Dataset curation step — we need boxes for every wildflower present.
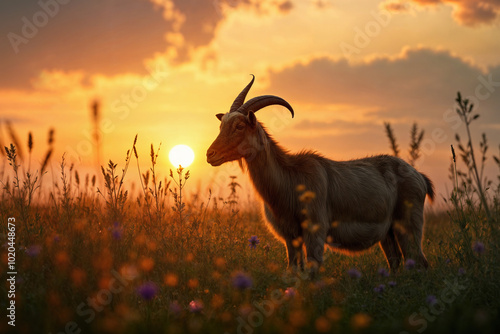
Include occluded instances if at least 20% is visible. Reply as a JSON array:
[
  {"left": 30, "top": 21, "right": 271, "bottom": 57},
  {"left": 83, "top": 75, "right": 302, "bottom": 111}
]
[
  {"left": 388, "top": 281, "right": 397, "bottom": 288},
  {"left": 350, "top": 313, "right": 372, "bottom": 330},
  {"left": 232, "top": 272, "right": 253, "bottom": 290},
  {"left": 405, "top": 259, "right": 416, "bottom": 270},
  {"left": 139, "top": 257, "right": 155, "bottom": 272},
  {"left": 458, "top": 268, "right": 466, "bottom": 276},
  {"left": 136, "top": 282, "right": 158, "bottom": 301},
  {"left": 164, "top": 273, "right": 178, "bottom": 287},
  {"left": 289, "top": 310, "right": 308, "bottom": 327},
  {"left": 120, "top": 264, "right": 139, "bottom": 281},
  {"left": 189, "top": 300, "right": 203, "bottom": 313},
  {"left": 248, "top": 236, "right": 260, "bottom": 249},
  {"left": 347, "top": 268, "right": 362, "bottom": 279},
  {"left": 111, "top": 222, "right": 123, "bottom": 240},
  {"left": 426, "top": 295, "right": 437, "bottom": 306},
  {"left": 377, "top": 268, "right": 389, "bottom": 277},
  {"left": 25, "top": 245, "right": 41, "bottom": 257},
  {"left": 473, "top": 241, "right": 485, "bottom": 254},
  {"left": 71, "top": 268, "right": 87, "bottom": 287},
  {"left": 374, "top": 284, "right": 385, "bottom": 293},
  {"left": 238, "top": 304, "right": 252, "bottom": 317},
  {"left": 445, "top": 258, "right": 451, "bottom": 264},
  {"left": 188, "top": 278, "right": 199, "bottom": 289},
  {"left": 326, "top": 307, "right": 342, "bottom": 322},
  {"left": 169, "top": 301, "right": 181, "bottom": 316},
  {"left": 292, "top": 237, "right": 303, "bottom": 248},
  {"left": 285, "top": 287, "right": 297, "bottom": 299},
  {"left": 315, "top": 316, "right": 331, "bottom": 333},
  {"left": 299, "top": 190, "right": 316, "bottom": 203},
  {"left": 214, "top": 257, "right": 226, "bottom": 269},
  {"left": 210, "top": 294, "right": 224, "bottom": 309},
  {"left": 296, "top": 184, "right": 306, "bottom": 192},
  {"left": 55, "top": 251, "right": 70, "bottom": 267}
]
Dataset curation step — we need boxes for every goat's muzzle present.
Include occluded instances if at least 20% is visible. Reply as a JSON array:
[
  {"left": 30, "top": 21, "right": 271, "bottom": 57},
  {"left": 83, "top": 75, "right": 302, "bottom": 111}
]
[{"left": 206, "top": 147, "right": 224, "bottom": 166}]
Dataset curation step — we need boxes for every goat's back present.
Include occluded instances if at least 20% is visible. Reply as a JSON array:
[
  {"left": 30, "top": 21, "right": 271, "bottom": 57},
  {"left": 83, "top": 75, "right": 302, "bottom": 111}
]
[{"left": 319, "top": 155, "right": 429, "bottom": 223}]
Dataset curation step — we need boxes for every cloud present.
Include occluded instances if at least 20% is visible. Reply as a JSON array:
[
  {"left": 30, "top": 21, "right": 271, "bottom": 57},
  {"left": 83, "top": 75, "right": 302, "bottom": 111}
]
[
  {"left": 267, "top": 47, "right": 500, "bottom": 124},
  {"left": 263, "top": 48, "right": 500, "bottom": 196},
  {"left": 0, "top": 0, "right": 170, "bottom": 90},
  {"left": 382, "top": 0, "right": 500, "bottom": 26},
  {"left": 265, "top": 46, "right": 500, "bottom": 174},
  {"left": 381, "top": 1, "right": 413, "bottom": 12},
  {"left": 0, "top": 0, "right": 295, "bottom": 90}
]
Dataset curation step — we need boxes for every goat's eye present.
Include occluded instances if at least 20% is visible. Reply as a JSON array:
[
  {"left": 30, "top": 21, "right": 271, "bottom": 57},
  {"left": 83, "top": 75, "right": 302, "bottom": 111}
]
[{"left": 236, "top": 124, "right": 245, "bottom": 130}]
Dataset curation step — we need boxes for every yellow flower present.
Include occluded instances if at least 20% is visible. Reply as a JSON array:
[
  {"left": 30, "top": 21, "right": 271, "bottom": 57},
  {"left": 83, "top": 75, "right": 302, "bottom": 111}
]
[
  {"left": 350, "top": 313, "right": 372, "bottom": 330},
  {"left": 296, "top": 184, "right": 306, "bottom": 192},
  {"left": 164, "top": 273, "right": 178, "bottom": 287},
  {"left": 299, "top": 191, "right": 316, "bottom": 203}
]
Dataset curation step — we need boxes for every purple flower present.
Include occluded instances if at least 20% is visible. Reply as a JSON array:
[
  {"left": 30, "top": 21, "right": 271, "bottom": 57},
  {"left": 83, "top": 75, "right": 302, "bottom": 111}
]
[
  {"left": 473, "top": 241, "right": 485, "bottom": 254},
  {"left": 426, "top": 295, "right": 437, "bottom": 306},
  {"left": 374, "top": 284, "right": 385, "bottom": 293},
  {"left": 111, "top": 222, "right": 123, "bottom": 240},
  {"left": 136, "top": 282, "right": 158, "bottom": 301},
  {"left": 458, "top": 268, "right": 466, "bottom": 276},
  {"left": 248, "top": 236, "right": 260, "bottom": 249},
  {"left": 405, "top": 259, "right": 416, "bottom": 270},
  {"left": 285, "top": 287, "right": 297, "bottom": 299},
  {"left": 347, "top": 268, "right": 362, "bottom": 279},
  {"left": 232, "top": 272, "right": 253, "bottom": 290},
  {"left": 377, "top": 268, "right": 389, "bottom": 277},
  {"left": 25, "top": 245, "right": 41, "bottom": 257},
  {"left": 388, "top": 281, "right": 397, "bottom": 288},
  {"left": 445, "top": 258, "right": 451, "bottom": 264},
  {"left": 189, "top": 300, "right": 203, "bottom": 313}
]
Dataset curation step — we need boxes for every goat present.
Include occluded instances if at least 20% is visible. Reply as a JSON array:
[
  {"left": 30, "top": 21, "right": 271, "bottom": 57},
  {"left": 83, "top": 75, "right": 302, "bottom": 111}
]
[{"left": 206, "top": 75, "right": 434, "bottom": 275}]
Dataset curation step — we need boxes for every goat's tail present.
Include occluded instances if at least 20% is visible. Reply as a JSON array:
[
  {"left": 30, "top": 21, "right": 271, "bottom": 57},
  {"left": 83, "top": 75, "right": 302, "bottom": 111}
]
[{"left": 421, "top": 173, "right": 435, "bottom": 203}]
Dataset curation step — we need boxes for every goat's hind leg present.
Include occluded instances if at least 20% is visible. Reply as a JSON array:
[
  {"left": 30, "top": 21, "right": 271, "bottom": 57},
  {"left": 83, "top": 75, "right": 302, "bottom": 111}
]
[
  {"left": 285, "top": 239, "right": 304, "bottom": 272},
  {"left": 303, "top": 231, "right": 326, "bottom": 279},
  {"left": 379, "top": 226, "right": 402, "bottom": 271},
  {"left": 394, "top": 203, "right": 429, "bottom": 268}
]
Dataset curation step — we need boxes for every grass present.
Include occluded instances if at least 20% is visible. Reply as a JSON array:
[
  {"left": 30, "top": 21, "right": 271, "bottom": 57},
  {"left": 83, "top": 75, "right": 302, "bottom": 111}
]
[{"left": 1, "top": 94, "right": 500, "bottom": 334}]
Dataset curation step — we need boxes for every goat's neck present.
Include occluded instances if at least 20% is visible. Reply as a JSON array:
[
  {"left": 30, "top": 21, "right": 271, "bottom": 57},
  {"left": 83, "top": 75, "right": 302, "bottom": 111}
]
[{"left": 244, "top": 126, "right": 289, "bottom": 205}]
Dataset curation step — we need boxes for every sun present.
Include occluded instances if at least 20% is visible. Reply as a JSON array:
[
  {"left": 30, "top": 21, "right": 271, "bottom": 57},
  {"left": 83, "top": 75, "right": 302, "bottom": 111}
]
[{"left": 169, "top": 144, "right": 195, "bottom": 168}]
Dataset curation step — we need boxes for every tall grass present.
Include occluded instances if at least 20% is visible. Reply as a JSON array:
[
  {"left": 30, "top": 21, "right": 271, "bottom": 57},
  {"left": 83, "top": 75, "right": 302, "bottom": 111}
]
[{"left": 0, "top": 93, "right": 499, "bottom": 334}]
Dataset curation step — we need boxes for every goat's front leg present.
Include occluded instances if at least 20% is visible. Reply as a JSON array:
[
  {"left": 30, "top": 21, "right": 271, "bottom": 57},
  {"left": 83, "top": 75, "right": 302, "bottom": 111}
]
[{"left": 285, "top": 239, "right": 304, "bottom": 272}]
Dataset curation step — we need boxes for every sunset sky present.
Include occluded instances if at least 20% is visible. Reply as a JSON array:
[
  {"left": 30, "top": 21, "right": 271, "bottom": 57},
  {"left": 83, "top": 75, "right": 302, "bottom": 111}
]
[{"left": 1, "top": 0, "right": 499, "bottom": 200}]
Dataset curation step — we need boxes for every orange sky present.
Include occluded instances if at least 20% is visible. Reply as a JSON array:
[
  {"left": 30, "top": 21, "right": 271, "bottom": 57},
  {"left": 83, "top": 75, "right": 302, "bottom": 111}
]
[{"left": 1, "top": 0, "right": 500, "bottom": 202}]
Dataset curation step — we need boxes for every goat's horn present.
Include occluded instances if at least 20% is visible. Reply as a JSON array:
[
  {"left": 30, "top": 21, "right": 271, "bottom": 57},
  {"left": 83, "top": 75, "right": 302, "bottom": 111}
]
[
  {"left": 237, "top": 95, "right": 295, "bottom": 118},
  {"left": 229, "top": 74, "right": 255, "bottom": 113}
]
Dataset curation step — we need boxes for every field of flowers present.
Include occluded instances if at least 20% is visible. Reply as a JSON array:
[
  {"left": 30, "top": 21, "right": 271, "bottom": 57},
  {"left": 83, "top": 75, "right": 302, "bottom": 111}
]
[{"left": 1, "top": 95, "right": 499, "bottom": 334}]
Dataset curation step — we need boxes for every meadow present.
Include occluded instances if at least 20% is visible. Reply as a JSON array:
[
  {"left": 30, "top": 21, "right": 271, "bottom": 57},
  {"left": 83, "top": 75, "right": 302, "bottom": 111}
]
[{"left": 1, "top": 94, "right": 499, "bottom": 334}]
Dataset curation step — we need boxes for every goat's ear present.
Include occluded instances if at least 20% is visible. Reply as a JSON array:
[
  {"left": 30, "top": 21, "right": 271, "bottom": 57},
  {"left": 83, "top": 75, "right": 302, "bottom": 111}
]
[
  {"left": 248, "top": 111, "right": 257, "bottom": 128},
  {"left": 216, "top": 113, "right": 224, "bottom": 121}
]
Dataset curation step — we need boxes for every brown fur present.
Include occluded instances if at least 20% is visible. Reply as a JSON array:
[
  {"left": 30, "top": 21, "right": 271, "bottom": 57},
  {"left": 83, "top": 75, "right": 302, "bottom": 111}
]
[{"left": 207, "top": 100, "right": 433, "bottom": 275}]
